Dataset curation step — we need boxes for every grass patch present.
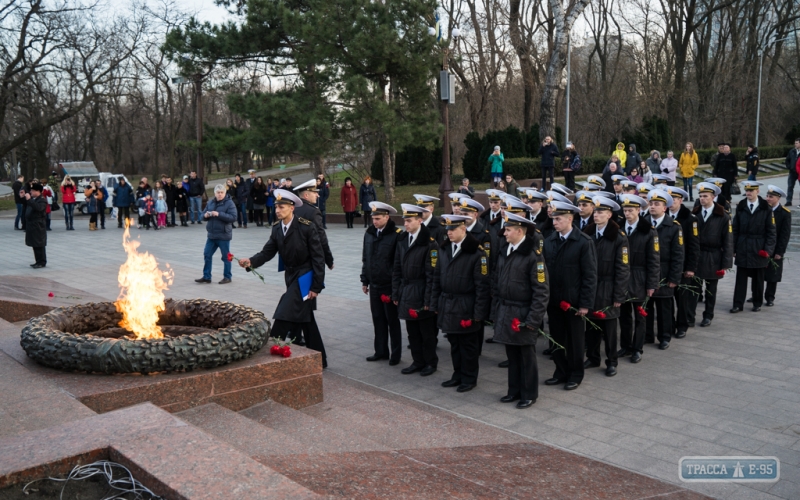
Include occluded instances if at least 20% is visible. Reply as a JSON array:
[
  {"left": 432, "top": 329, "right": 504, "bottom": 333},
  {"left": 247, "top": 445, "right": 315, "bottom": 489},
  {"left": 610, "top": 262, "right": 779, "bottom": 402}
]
[
  {"left": 0, "top": 196, "right": 16, "bottom": 211},
  {"left": 206, "top": 162, "right": 304, "bottom": 181}
]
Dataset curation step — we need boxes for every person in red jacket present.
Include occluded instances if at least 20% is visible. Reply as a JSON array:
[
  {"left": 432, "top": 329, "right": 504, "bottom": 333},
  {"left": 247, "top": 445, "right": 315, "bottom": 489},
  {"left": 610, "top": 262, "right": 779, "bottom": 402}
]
[
  {"left": 60, "top": 175, "right": 77, "bottom": 230},
  {"left": 340, "top": 177, "right": 359, "bottom": 228}
]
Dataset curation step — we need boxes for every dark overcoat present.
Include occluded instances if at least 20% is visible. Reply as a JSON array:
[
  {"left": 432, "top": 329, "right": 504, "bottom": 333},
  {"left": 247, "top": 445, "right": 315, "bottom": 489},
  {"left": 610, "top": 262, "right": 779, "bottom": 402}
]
[
  {"left": 647, "top": 214, "right": 684, "bottom": 298},
  {"left": 765, "top": 204, "right": 791, "bottom": 282},
  {"left": 431, "top": 234, "right": 491, "bottom": 334},
  {"left": 361, "top": 219, "right": 402, "bottom": 290},
  {"left": 673, "top": 204, "right": 700, "bottom": 273},
  {"left": 732, "top": 197, "right": 777, "bottom": 269},
  {"left": 623, "top": 218, "right": 660, "bottom": 302},
  {"left": 582, "top": 220, "right": 630, "bottom": 319},
  {"left": 25, "top": 196, "right": 48, "bottom": 248},
  {"left": 542, "top": 227, "right": 597, "bottom": 309},
  {"left": 249, "top": 216, "right": 325, "bottom": 323},
  {"left": 492, "top": 234, "right": 549, "bottom": 345},
  {"left": 691, "top": 203, "right": 734, "bottom": 281},
  {"left": 295, "top": 202, "right": 334, "bottom": 268},
  {"left": 392, "top": 223, "right": 438, "bottom": 321}
]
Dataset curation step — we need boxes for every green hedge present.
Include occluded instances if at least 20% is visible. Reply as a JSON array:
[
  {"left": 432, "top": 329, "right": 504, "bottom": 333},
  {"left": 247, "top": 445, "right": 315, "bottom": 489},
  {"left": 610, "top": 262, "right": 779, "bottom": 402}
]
[
  {"left": 462, "top": 124, "right": 562, "bottom": 182},
  {"left": 692, "top": 145, "right": 793, "bottom": 164},
  {"left": 485, "top": 155, "right": 610, "bottom": 181},
  {"left": 370, "top": 146, "right": 449, "bottom": 185}
]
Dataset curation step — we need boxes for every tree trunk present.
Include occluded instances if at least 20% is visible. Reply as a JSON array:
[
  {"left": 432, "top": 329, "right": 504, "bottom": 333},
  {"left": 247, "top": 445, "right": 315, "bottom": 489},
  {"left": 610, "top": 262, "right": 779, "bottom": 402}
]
[{"left": 509, "top": 0, "right": 536, "bottom": 131}]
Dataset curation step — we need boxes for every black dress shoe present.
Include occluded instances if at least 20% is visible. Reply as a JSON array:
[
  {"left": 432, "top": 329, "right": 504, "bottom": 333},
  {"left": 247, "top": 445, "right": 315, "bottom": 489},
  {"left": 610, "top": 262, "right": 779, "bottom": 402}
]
[
  {"left": 498, "top": 360, "right": 510, "bottom": 368},
  {"left": 542, "top": 347, "right": 554, "bottom": 355},
  {"left": 564, "top": 382, "right": 579, "bottom": 391},
  {"left": 218, "top": 278, "right": 231, "bottom": 284},
  {"left": 617, "top": 348, "right": 631, "bottom": 358},
  {"left": 456, "top": 383, "right": 476, "bottom": 393},
  {"left": 401, "top": 365, "right": 423, "bottom": 374},
  {"left": 545, "top": 378, "right": 565, "bottom": 386},
  {"left": 389, "top": 359, "right": 400, "bottom": 366},
  {"left": 746, "top": 297, "right": 753, "bottom": 303},
  {"left": 442, "top": 379, "right": 461, "bottom": 388},
  {"left": 752, "top": 306, "right": 761, "bottom": 312},
  {"left": 699, "top": 318, "right": 712, "bottom": 327},
  {"left": 658, "top": 341, "right": 670, "bottom": 350},
  {"left": 630, "top": 352, "right": 642, "bottom": 363},
  {"left": 366, "top": 354, "right": 389, "bottom": 362},
  {"left": 295, "top": 339, "right": 306, "bottom": 346},
  {"left": 674, "top": 329, "right": 686, "bottom": 339},
  {"left": 730, "top": 307, "right": 742, "bottom": 313},
  {"left": 583, "top": 359, "right": 600, "bottom": 369},
  {"left": 766, "top": 301, "right": 774, "bottom": 307},
  {"left": 516, "top": 399, "right": 535, "bottom": 409},
  {"left": 195, "top": 278, "right": 211, "bottom": 283},
  {"left": 606, "top": 366, "right": 617, "bottom": 377},
  {"left": 30, "top": 263, "right": 37, "bottom": 267},
  {"left": 31, "top": 263, "right": 45, "bottom": 269},
  {"left": 500, "top": 394, "right": 520, "bottom": 403},
  {"left": 420, "top": 366, "right": 437, "bottom": 376},
  {"left": 688, "top": 322, "right": 695, "bottom": 327},
  {"left": 485, "top": 337, "right": 495, "bottom": 344}
]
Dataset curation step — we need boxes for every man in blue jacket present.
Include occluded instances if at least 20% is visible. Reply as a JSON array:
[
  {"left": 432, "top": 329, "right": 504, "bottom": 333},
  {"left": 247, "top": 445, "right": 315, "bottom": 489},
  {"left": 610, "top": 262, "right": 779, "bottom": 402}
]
[
  {"left": 196, "top": 185, "right": 238, "bottom": 284},
  {"left": 114, "top": 178, "right": 134, "bottom": 228}
]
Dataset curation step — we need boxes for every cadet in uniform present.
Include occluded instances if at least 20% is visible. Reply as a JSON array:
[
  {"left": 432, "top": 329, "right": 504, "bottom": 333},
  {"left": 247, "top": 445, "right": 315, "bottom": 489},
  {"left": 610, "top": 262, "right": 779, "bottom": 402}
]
[
  {"left": 690, "top": 182, "right": 733, "bottom": 327},
  {"left": 620, "top": 180, "right": 638, "bottom": 196},
  {"left": 433, "top": 214, "right": 491, "bottom": 392},
  {"left": 393, "top": 204, "right": 440, "bottom": 376},
  {"left": 575, "top": 191, "right": 596, "bottom": 231},
  {"left": 480, "top": 189, "right": 504, "bottom": 226},
  {"left": 239, "top": 189, "right": 328, "bottom": 368},
  {"left": 525, "top": 190, "right": 552, "bottom": 236},
  {"left": 543, "top": 201, "right": 598, "bottom": 391},
  {"left": 361, "top": 201, "right": 404, "bottom": 365},
  {"left": 731, "top": 181, "right": 776, "bottom": 312},
  {"left": 583, "top": 197, "right": 630, "bottom": 377},
  {"left": 617, "top": 194, "right": 660, "bottom": 364},
  {"left": 759, "top": 186, "right": 791, "bottom": 306},
  {"left": 459, "top": 197, "right": 491, "bottom": 351},
  {"left": 652, "top": 173, "right": 670, "bottom": 186},
  {"left": 414, "top": 194, "right": 447, "bottom": 245},
  {"left": 644, "top": 189, "right": 684, "bottom": 350},
  {"left": 666, "top": 187, "right": 699, "bottom": 338},
  {"left": 695, "top": 178, "right": 731, "bottom": 213},
  {"left": 492, "top": 211, "right": 549, "bottom": 408}
]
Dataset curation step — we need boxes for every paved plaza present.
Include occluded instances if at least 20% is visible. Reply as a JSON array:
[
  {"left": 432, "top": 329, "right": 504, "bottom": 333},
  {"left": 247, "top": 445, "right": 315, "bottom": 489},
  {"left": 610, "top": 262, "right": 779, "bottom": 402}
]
[{"left": 1, "top": 188, "right": 798, "bottom": 498}]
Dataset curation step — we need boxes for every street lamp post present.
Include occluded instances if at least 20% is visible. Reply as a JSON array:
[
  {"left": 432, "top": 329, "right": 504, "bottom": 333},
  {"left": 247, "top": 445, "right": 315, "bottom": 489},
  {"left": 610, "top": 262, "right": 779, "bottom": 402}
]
[
  {"left": 565, "top": 36, "right": 571, "bottom": 148},
  {"left": 434, "top": 27, "right": 459, "bottom": 207}
]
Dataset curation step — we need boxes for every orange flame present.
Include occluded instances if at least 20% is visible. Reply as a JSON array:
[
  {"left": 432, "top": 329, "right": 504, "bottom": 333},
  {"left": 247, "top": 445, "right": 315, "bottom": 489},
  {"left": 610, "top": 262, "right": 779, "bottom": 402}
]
[{"left": 114, "top": 222, "right": 174, "bottom": 340}]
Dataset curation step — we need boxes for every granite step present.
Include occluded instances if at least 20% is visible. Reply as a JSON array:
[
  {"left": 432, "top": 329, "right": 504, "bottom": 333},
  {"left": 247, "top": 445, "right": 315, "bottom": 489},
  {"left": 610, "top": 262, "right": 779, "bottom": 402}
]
[{"left": 304, "top": 372, "right": 526, "bottom": 450}]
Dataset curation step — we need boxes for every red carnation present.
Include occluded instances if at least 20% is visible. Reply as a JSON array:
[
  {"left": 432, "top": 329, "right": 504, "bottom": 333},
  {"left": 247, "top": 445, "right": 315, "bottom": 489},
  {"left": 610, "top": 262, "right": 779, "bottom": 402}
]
[
  {"left": 592, "top": 311, "right": 607, "bottom": 319},
  {"left": 460, "top": 319, "right": 473, "bottom": 329},
  {"left": 227, "top": 252, "right": 235, "bottom": 262},
  {"left": 380, "top": 294, "right": 391, "bottom": 304},
  {"left": 559, "top": 301, "right": 571, "bottom": 312},
  {"left": 511, "top": 318, "right": 521, "bottom": 332},
  {"left": 48, "top": 292, "right": 54, "bottom": 298},
  {"left": 758, "top": 250, "right": 769, "bottom": 258},
  {"left": 408, "top": 309, "right": 419, "bottom": 319},
  {"left": 636, "top": 306, "right": 648, "bottom": 317},
  {"left": 270, "top": 345, "right": 281, "bottom": 355},
  {"left": 281, "top": 347, "right": 292, "bottom": 358},
  {"left": 715, "top": 270, "right": 725, "bottom": 277}
]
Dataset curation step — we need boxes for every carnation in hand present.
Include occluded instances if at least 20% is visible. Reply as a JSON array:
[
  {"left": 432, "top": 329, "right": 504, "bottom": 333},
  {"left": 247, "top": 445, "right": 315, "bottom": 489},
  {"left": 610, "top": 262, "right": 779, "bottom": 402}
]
[{"left": 758, "top": 250, "right": 770, "bottom": 258}]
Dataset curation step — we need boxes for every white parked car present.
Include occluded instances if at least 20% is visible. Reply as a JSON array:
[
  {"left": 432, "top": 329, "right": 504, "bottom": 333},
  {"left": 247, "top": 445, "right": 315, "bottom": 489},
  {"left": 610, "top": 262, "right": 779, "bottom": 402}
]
[{"left": 75, "top": 173, "right": 132, "bottom": 214}]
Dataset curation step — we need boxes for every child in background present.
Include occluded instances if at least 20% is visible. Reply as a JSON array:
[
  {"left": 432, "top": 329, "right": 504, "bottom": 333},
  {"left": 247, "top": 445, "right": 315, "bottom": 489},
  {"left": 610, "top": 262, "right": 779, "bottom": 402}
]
[
  {"left": 156, "top": 192, "right": 168, "bottom": 229},
  {"left": 140, "top": 193, "right": 155, "bottom": 230}
]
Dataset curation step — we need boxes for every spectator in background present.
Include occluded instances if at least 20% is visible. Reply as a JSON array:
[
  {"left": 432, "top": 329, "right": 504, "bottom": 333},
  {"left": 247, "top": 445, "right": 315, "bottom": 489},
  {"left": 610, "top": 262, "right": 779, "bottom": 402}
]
[
  {"left": 267, "top": 178, "right": 279, "bottom": 225},
  {"left": 155, "top": 191, "right": 168, "bottom": 229},
  {"left": 41, "top": 180, "right": 54, "bottom": 231},
  {"left": 13, "top": 174, "right": 25, "bottom": 230},
  {"left": 457, "top": 177, "right": 475, "bottom": 197},
  {"left": 246, "top": 169, "right": 257, "bottom": 224},
  {"left": 602, "top": 162, "right": 620, "bottom": 193},
  {"left": 176, "top": 181, "right": 189, "bottom": 226},
  {"left": 113, "top": 177, "right": 133, "bottom": 228},
  {"left": 504, "top": 173, "right": 520, "bottom": 196},
  {"left": 140, "top": 192, "right": 155, "bottom": 230},
  {"left": 660, "top": 151, "right": 678, "bottom": 187},
  {"left": 164, "top": 177, "right": 177, "bottom": 227},
  {"left": 23, "top": 182, "right": 48, "bottom": 268},
  {"left": 611, "top": 142, "right": 627, "bottom": 169},
  {"left": 745, "top": 146, "right": 759, "bottom": 181},
  {"left": 604, "top": 154, "right": 622, "bottom": 174},
  {"left": 251, "top": 176, "right": 268, "bottom": 226},
  {"left": 646, "top": 150, "right": 663, "bottom": 180},
  {"left": 360, "top": 176, "right": 377, "bottom": 227},
  {"left": 284, "top": 177, "right": 293, "bottom": 190},
  {"left": 86, "top": 180, "right": 99, "bottom": 231},
  {"left": 561, "top": 142, "right": 580, "bottom": 191},
  {"left": 627, "top": 167, "right": 643, "bottom": 185},
  {"left": 786, "top": 138, "right": 800, "bottom": 206},
  {"left": 135, "top": 181, "right": 148, "bottom": 228},
  {"left": 713, "top": 143, "right": 738, "bottom": 203},
  {"left": 187, "top": 170, "right": 205, "bottom": 224},
  {"left": 153, "top": 181, "right": 166, "bottom": 204},
  {"left": 196, "top": 185, "right": 238, "bottom": 285},
  {"left": 640, "top": 160, "right": 654, "bottom": 185},
  {"left": 225, "top": 178, "right": 236, "bottom": 199},
  {"left": 626, "top": 144, "right": 643, "bottom": 174},
  {"left": 496, "top": 179, "right": 506, "bottom": 192},
  {"left": 341, "top": 177, "right": 358, "bottom": 228},
  {"left": 317, "top": 174, "right": 330, "bottom": 229},
  {"left": 60, "top": 175, "right": 77, "bottom": 230},
  {"left": 489, "top": 146, "right": 504, "bottom": 186},
  {"left": 182, "top": 175, "right": 190, "bottom": 193},
  {"left": 679, "top": 142, "right": 699, "bottom": 199},
  {"left": 234, "top": 173, "right": 250, "bottom": 228},
  {"left": 538, "top": 136, "right": 559, "bottom": 191},
  {"left": 95, "top": 179, "right": 108, "bottom": 230},
  {"left": 710, "top": 143, "right": 725, "bottom": 172}
]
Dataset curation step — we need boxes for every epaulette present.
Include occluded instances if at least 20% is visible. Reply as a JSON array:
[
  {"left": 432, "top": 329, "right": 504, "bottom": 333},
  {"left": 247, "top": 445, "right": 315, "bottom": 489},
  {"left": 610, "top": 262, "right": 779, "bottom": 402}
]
[
  {"left": 298, "top": 217, "right": 311, "bottom": 225},
  {"left": 396, "top": 227, "right": 402, "bottom": 233},
  {"left": 535, "top": 228, "right": 541, "bottom": 233},
  {"left": 485, "top": 229, "right": 490, "bottom": 233},
  {"left": 430, "top": 237, "right": 434, "bottom": 241},
  {"left": 783, "top": 206, "right": 791, "bottom": 213}
]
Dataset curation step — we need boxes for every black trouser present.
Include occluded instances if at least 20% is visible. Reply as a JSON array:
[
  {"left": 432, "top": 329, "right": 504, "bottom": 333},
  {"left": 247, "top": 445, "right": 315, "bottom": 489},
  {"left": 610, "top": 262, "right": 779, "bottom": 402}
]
[
  {"left": 90, "top": 213, "right": 98, "bottom": 225},
  {"left": 33, "top": 246, "right": 46, "bottom": 265},
  {"left": 406, "top": 316, "right": 438, "bottom": 369},
  {"left": 765, "top": 281, "right": 778, "bottom": 302},
  {"left": 689, "top": 279, "right": 718, "bottom": 321},
  {"left": 117, "top": 206, "right": 130, "bottom": 226},
  {"left": 98, "top": 203, "right": 106, "bottom": 227},
  {"left": 345, "top": 212, "right": 355, "bottom": 228},
  {"left": 733, "top": 267, "right": 765, "bottom": 308},
  {"left": 619, "top": 301, "right": 646, "bottom": 354},
  {"left": 586, "top": 318, "right": 618, "bottom": 367},
  {"left": 362, "top": 210, "right": 372, "bottom": 227},
  {"left": 271, "top": 316, "right": 327, "bottom": 368},
  {"left": 646, "top": 296, "right": 674, "bottom": 343},
  {"left": 505, "top": 344, "right": 538, "bottom": 401},
  {"left": 248, "top": 206, "right": 254, "bottom": 224},
  {"left": 142, "top": 214, "right": 152, "bottom": 228},
  {"left": 369, "top": 287, "right": 402, "bottom": 361},
  {"left": 547, "top": 306, "right": 585, "bottom": 384},
  {"left": 675, "top": 275, "right": 697, "bottom": 330},
  {"left": 169, "top": 207, "right": 176, "bottom": 225},
  {"left": 541, "top": 167, "right": 554, "bottom": 190},
  {"left": 254, "top": 209, "right": 264, "bottom": 226},
  {"left": 720, "top": 180, "right": 733, "bottom": 203},
  {"left": 447, "top": 330, "right": 481, "bottom": 385},
  {"left": 563, "top": 170, "right": 575, "bottom": 191}
]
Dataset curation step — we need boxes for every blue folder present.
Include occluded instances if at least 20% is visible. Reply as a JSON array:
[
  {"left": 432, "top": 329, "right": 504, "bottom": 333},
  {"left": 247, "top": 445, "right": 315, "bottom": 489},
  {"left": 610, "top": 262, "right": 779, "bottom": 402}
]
[
  {"left": 278, "top": 255, "right": 285, "bottom": 272},
  {"left": 298, "top": 270, "right": 313, "bottom": 301}
]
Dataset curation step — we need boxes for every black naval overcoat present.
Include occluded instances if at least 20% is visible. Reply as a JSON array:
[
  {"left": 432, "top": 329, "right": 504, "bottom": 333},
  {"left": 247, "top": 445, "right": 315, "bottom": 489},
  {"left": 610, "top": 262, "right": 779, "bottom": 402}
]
[
  {"left": 691, "top": 203, "right": 734, "bottom": 281},
  {"left": 392, "top": 223, "right": 438, "bottom": 321},
  {"left": 732, "top": 197, "right": 776, "bottom": 269},
  {"left": 295, "top": 201, "right": 334, "bottom": 268},
  {"left": 765, "top": 204, "right": 791, "bottom": 283},
  {"left": 648, "top": 215, "right": 684, "bottom": 298},
  {"left": 623, "top": 218, "right": 661, "bottom": 301},
  {"left": 673, "top": 204, "right": 700, "bottom": 274},
  {"left": 361, "top": 219, "right": 402, "bottom": 289},
  {"left": 582, "top": 220, "right": 630, "bottom": 319}
]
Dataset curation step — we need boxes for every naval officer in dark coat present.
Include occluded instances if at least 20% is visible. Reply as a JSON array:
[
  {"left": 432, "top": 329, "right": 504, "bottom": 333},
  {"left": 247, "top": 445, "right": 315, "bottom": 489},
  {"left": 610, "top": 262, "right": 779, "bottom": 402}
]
[
  {"left": 414, "top": 194, "right": 447, "bottom": 245},
  {"left": 239, "top": 189, "right": 327, "bottom": 367},
  {"left": 731, "top": 181, "right": 776, "bottom": 312},
  {"left": 666, "top": 186, "right": 699, "bottom": 338},
  {"left": 761, "top": 185, "right": 791, "bottom": 306}
]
